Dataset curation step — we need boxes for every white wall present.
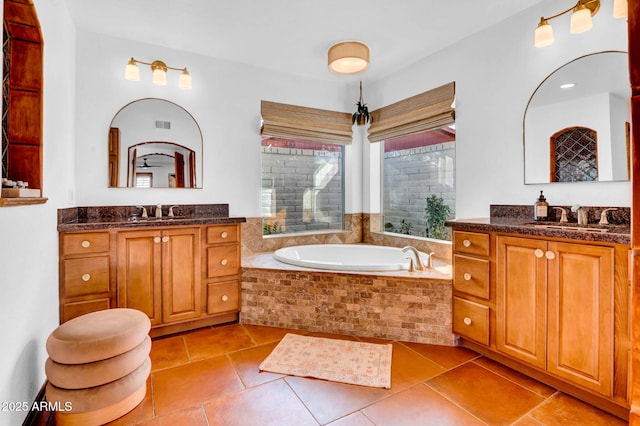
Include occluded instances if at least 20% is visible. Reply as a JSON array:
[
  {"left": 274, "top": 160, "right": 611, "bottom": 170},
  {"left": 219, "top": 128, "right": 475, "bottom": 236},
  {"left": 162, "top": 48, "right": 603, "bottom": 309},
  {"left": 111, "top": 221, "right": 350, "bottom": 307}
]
[
  {"left": 366, "top": 1, "right": 629, "bottom": 218},
  {"left": 73, "top": 30, "right": 354, "bottom": 216},
  {"left": 0, "top": 1, "right": 76, "bottom": 425}
]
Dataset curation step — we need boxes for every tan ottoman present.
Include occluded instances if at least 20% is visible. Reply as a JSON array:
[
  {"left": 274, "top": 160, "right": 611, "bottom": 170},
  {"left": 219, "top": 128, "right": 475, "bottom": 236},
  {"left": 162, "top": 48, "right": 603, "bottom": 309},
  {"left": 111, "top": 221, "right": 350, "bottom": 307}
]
[{"left": 45, "top": 308, "right": 151, "bottom": 425}]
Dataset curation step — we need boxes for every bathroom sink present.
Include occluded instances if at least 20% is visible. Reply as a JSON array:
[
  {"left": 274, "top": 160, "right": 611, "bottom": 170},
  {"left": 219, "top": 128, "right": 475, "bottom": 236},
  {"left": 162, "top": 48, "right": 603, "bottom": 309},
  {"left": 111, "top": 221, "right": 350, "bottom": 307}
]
[{"left": 531, "top": 223, "right": 609, "bottom": 233}]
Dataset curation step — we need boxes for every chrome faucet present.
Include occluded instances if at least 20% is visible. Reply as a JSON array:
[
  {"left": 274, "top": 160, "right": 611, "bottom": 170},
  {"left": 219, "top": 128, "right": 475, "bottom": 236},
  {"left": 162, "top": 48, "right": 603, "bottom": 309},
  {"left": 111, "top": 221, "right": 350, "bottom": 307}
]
[
  {"left": 139, "top": 206, "right": 148, "bottom": 218},
  {"left": 599, "top": 208, "right": 617, "bottom": 225},
  {"left": 402, "top": 246, "right": 427, "bottom": 271},
  {"left": 168, "top": 205, "right": 179, "bottom": 217},
  {"left": 155, "top": 204, "right": 162, "bottom": 218},
  {"left": 572, "top": 204, "right": 588, "bottom": 225}
]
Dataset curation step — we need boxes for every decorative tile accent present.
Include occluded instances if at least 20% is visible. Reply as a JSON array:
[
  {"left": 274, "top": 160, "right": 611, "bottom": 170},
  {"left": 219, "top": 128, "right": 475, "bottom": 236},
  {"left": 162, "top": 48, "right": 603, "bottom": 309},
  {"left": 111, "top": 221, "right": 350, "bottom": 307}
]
[{"left": 241, "top": 261, "right": 455, "bottom": 346}]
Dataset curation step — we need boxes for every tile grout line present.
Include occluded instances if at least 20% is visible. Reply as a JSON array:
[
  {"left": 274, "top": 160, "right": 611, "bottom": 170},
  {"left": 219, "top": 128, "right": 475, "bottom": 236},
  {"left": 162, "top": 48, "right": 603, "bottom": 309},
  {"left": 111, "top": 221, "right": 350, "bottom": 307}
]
[
  {"left": 469, "top": 358, "right": 557, "bottom": 399},
  {"left": 420, "top": 381, "right": 491, "bottom": 425}
]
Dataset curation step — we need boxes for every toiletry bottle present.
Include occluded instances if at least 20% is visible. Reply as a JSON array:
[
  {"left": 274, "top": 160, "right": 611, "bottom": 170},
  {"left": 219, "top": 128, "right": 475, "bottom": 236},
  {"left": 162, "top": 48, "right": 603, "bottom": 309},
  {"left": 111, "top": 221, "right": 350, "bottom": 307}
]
[{"left": 534, "top": 190, "right": 549, "bottom": 221}]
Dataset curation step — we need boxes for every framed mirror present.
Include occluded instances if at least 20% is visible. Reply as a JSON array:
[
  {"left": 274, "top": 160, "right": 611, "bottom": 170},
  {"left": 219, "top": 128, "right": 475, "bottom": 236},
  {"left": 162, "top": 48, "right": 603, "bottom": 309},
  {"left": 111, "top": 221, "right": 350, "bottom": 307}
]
[
  {"left": 524, "top": 51, "right": 630, "bottom": 184},
  {"left": 108, "top": 98, "right": 203, "bottom": 188}
]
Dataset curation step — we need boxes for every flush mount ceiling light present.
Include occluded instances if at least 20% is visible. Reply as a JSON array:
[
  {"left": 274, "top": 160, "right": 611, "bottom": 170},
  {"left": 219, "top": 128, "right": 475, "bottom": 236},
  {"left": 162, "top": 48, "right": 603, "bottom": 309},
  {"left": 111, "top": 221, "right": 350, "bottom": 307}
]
[
  {"left": 125, "top": 57, "right": 192, "bottom": 90},
  {"left": 328, "top": 41, "right": 369, "bottom": 74},
  {"left": 534, "top": 0, "right": 627, "bottom": 48}
]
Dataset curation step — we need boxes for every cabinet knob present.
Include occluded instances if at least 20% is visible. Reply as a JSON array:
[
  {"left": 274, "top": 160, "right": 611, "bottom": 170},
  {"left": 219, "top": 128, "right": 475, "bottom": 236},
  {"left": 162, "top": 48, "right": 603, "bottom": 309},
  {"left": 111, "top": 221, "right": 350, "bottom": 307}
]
[
  {"left": 463, "top": 239, "right": 471, "bottom": 247},
  {"left": 154, "top": 237, "right": 161, "bottom": 243},
  {"left": 221, "top": 258, "right": 228, "bottom": 266},
  {"left": 534, "top": 249, "right": 544, "bottom": 258},
  {"left": 81, "top": 273, "right": 91, "bottom": 282},
  {"left": 221, "top": 231, "right": 228, "bottom": 239},
  {"left": 162, "top": 236, "right": 170, "bottom": 243},
  {"left": 221, "top": 294, "right": 229, "bottom": 302},
  {"left": 545, "top": 251, "right": 556, "bottom": 260},
  {"left": 81, "top": 240, "right": 91, "bottom": 248},
  {"left": 463, "top": 272, "right": 472, "bottom": 281},
  {"left": 463, "top": 317, "right": 472, "bottom": 326}
]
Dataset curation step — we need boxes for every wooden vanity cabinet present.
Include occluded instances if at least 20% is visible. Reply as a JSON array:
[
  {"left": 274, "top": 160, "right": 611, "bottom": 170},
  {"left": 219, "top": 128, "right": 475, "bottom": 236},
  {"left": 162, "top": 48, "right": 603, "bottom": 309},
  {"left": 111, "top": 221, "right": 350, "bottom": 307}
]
[
  {"left": 452, "top": 227, "right": 629, "bottom": 417},
  {"left": 117, "top": 227, "right": 202, "bottom": 325},
  {"left": 59, "top": 231, "right": 116, "bottom": 322},
  {"left": 59, "top": 223, "right": 242, "bottom": 337}
]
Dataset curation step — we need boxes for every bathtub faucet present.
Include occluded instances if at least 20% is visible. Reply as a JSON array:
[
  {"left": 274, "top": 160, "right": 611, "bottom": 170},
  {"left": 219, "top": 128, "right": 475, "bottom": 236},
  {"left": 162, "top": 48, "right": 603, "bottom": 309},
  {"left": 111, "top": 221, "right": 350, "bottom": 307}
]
[{"left": 402, "top": 246, "right": 429, "bottom": 271}]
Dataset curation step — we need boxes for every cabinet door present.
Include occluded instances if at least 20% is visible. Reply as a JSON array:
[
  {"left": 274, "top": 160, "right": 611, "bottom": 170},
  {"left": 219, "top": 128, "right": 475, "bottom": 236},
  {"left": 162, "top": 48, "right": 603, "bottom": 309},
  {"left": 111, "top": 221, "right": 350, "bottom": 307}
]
[
  {"left": 161, "top": 227, "right": 202, "bottom": 322},
  {"left": 117, "top": 230, "right": 162, "bottom": 326},
  {"left": 547, "top": 242, "right": 614, "bottom": 396},
  {"left": 496, "top": 236, "right": 547, "bottom": 368}
]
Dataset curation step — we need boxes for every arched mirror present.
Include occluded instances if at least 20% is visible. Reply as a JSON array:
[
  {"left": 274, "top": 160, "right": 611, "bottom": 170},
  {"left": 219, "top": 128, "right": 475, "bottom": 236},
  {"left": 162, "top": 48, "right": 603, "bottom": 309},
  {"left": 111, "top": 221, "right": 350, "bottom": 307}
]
[
  {"left": 108, "top": 98, "right": 203, "bottom": 188},
  {"left": 524, "top": 51, "right": 630, "bottom": 184}
]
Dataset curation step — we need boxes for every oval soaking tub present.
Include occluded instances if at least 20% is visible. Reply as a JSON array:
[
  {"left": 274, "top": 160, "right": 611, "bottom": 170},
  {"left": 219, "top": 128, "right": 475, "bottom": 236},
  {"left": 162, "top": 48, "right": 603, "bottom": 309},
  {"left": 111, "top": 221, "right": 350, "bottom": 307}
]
[{"left": 273, "top": 244, "right": 430, "bottom": 271}]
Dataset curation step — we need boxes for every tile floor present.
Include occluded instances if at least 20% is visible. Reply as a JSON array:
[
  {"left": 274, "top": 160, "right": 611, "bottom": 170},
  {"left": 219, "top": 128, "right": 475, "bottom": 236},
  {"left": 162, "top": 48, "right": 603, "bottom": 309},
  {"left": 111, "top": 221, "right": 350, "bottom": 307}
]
[{"left": 43, "top": 323, "right": 627, "bottom": 425}]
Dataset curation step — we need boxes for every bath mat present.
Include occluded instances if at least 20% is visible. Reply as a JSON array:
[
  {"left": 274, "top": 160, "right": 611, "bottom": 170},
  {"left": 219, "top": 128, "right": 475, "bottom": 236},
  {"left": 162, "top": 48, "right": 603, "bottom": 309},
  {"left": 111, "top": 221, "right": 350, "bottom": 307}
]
[{"left": 259, "top": 333, "right": 392, "bottom": 388}]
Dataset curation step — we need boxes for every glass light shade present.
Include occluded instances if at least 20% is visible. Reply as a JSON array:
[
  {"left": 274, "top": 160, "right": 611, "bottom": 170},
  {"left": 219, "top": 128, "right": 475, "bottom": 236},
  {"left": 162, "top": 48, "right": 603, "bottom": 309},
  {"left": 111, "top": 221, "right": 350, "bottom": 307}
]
[
  {"left": 534, "top": 19, "right": 554, "bottom": 48},
  {"left": 328, "top": 41, "right": 369, "bottom": 74},
  {"left": 179, "top": 69, "right": 192, "bottom": 90},
  {"left": 152, "top": 68, "right": 167, "bottom": 86},
  {"left": 613, "top": 0, "right": 628, "bottom": 18},
  {"left": 124, "top": 60, "right": 140, "bottom": 81},
  {"left": 570, "top": 6, "right": 593, "bottom": 34}
]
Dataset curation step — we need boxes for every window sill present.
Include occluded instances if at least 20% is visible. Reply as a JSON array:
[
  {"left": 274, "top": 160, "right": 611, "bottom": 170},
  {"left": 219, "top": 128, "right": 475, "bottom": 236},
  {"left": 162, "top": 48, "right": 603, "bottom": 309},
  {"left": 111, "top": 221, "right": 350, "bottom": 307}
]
[{"left": 0, "top": 197, "right": 48, "bottom": 207}]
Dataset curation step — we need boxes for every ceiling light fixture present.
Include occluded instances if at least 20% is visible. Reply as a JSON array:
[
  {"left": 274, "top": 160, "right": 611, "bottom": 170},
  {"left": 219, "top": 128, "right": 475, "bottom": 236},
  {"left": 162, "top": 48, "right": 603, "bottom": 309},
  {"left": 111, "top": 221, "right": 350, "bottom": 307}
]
[
  {"left": 534, "top": 0, "right": 626, "bottom": 48},
  {"left": 328, "top": 41, "right": 369, "bottom": 74},
  {"left": 125, "top": 57, "right": 192, "bottom": 90}
]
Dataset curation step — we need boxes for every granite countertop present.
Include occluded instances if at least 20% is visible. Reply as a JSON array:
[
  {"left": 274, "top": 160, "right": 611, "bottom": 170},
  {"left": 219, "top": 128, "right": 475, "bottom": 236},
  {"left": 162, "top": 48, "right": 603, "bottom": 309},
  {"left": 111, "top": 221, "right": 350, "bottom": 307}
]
[
  {"left": 446, "top": 205, "right": 630, "bottom": 245},
  {"left": 57, "top": 204, "right": 246, "bottom": 232}
]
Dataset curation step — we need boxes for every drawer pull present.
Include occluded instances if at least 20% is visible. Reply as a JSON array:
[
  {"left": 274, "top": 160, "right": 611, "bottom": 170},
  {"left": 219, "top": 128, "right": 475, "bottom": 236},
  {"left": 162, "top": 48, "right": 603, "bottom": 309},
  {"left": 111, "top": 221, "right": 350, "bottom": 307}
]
[
  {"left": 463, "top": 317, "right": 472, "bottom": 326},
  {"left": 81, "top": 274, "right": 91, "bottom": 282},
  {"left": 463, "top": 273, "right": 472, "bottom": 281},
  {"left": 81, "top": 240, "right": 91, "bottom": 248},
  {"left": 534, "top": 249, "right": 544, "bottom": 258},
  {"left": 220, "top": 258, "right": 228, "bottom": 266},
  {"left": 463, "top": 239, "right": 471, "bottom": 247},
  {"left": 154, "top": 237, "right": 161, "bottom": 243},
  {"left": 545, "top": 251, "right": 556, "bottom": 260},
  {"left": 221, "top": 294, "right": 229, "bottom": 302},
  {"left": 162, "top": 236, "right": 170, "bottom": 243},
  {"left": 221, "top": 231, "right": 228, "bottom": 239}
]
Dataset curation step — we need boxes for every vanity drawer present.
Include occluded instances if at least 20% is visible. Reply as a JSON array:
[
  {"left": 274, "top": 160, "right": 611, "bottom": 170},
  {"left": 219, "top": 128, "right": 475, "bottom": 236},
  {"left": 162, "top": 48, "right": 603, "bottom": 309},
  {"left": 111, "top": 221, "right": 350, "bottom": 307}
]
[
  {"left": 63, "top": 256, "right": 110, "bottom": 297},
  {"left": 207, "top": 225, "right": 239, "bottom": 244},
  {"left": 453, "top": 297, "right": 490, "bottom": 345},
  {"left": 62, "top": 298, "right": 111, "bottom": 323},
  {"left": 207, "top": 245, "right": 240, "bottom": 277},
  {"left": 453, "top": 231, "right": 490, "bottom": 257},
  {"left": 207, "top": 280, "right": 239, "bottom": 314},
  {"left": 453, "top": 254, "right": 490, "bottom": 299},
  {"left": 62, "top": 232, "right": 110, "bottom": 256}
]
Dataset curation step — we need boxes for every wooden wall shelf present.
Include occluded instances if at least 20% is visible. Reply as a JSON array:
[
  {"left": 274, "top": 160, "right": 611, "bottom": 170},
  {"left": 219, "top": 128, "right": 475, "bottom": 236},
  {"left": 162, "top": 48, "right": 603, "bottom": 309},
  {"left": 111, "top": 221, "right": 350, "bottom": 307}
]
[{"left": 0, "top": 197, "right": 48, "bottom": 207}]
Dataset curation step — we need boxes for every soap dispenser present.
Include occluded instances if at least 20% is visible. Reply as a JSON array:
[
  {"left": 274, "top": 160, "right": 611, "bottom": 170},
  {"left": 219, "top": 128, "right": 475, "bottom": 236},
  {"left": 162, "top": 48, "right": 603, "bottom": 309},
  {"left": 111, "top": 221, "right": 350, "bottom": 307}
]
[{"left": 534, "top": 190, "right": 549, "bottom": 221}]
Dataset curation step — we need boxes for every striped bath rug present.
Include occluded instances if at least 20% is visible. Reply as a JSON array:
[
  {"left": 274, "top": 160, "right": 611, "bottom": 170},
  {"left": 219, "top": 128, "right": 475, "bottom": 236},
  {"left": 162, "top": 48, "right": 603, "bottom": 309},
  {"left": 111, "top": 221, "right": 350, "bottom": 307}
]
[{"left": 259, "top": 333, "right": 392, "bottom": 389}]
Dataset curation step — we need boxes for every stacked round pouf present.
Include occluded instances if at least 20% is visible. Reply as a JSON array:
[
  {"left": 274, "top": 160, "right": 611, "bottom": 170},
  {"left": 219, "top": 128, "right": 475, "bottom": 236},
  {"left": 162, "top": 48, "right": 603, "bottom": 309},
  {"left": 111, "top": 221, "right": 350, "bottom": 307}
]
[{"left": 45, "top": 308, "right": 151, "bottom": 425}]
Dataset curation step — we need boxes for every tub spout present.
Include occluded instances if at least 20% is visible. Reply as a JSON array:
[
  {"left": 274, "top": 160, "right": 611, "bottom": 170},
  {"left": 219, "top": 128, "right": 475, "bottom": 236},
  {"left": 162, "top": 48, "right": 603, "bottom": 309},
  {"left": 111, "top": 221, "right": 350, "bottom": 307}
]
[{"left": 402, "top": 246, "right": 427, "bottom": 271}]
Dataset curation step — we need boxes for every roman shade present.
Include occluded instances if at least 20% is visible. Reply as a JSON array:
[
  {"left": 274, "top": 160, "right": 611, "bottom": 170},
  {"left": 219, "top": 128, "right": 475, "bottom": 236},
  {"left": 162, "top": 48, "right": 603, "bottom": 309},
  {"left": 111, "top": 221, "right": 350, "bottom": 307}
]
[
  {"left": 368, "top": 82, "right": 455, "bottom": 142},
  {"left": 261, "top": 100, "right": 352, "bottom": 144}
]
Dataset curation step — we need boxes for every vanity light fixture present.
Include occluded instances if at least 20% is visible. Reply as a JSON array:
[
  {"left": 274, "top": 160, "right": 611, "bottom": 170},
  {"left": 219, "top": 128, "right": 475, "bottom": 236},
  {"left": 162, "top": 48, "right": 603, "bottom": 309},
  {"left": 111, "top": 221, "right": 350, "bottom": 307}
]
[
  {"left": 328, "top": 41, "right": 369, "bottom": 74},
  {"left": 125, "top": 57, "right": 192, "bottom": 90},
  {"left": 534, "top": 0, "right": 627, "bottom": 48}
]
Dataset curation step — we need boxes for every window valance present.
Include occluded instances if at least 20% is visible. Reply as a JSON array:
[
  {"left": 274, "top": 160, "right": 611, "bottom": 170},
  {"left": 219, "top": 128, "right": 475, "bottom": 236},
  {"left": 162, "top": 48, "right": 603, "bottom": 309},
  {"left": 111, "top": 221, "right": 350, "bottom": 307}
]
[
  {"left": 368, "top": 82, "right": 455, "bottom": 142},
  {"left": 260, "top": 100, "right": 352, "bottom": 144}
]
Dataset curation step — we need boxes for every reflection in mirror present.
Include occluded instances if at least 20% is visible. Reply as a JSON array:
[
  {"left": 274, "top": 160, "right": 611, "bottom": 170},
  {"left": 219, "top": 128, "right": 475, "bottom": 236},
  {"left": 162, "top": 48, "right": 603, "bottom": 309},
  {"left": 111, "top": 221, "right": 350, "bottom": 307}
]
[
  {"left": 108, "top": 98, "right": 203, "bottom": 188},
  {"left": 524, "top": 51, "right": 630, "bottom": 184}
]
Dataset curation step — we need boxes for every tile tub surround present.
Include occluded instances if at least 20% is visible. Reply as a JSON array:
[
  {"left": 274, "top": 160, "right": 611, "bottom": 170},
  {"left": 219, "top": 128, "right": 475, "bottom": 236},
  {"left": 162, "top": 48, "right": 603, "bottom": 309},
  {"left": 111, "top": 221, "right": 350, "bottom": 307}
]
[
  {"left": 241, "top": 253, "right": 455, "bottom": 346},
  {"left": 242, "top": 213, "right": 453, "bottom": 263}
]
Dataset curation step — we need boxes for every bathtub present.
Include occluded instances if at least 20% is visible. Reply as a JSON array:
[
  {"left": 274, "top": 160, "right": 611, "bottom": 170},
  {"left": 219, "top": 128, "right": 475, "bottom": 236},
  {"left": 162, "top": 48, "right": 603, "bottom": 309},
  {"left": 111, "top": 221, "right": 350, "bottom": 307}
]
[{"left": 273, "top": 244, "right": 430, "bottom": 271}]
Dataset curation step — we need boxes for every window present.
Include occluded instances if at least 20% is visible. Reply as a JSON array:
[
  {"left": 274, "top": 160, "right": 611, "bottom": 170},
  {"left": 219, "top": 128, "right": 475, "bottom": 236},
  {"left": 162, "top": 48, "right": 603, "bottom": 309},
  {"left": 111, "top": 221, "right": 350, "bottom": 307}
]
[
  {"left": 260, "top": 101, "right": 351, "bottom": 235},
  {"left": 261, "top": 137, "right": 344, "bottom": 234},
  {"left": 370, "top": 82, "right": 456, "bottom": 240},
  {"left": 135, "top": 173, "right": 153, "bottom": 188}
]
